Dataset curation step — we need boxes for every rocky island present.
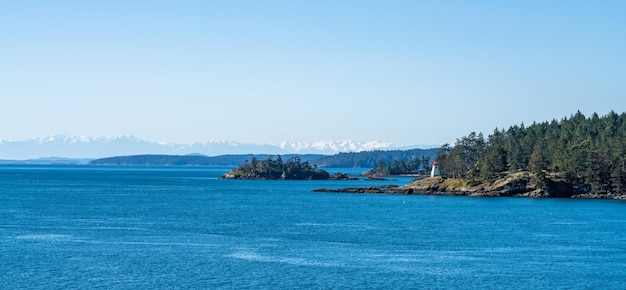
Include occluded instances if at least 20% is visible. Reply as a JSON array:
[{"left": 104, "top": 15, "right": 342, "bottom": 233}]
[
  {"left": 221, "top": 156, "right": 330, "bottom": 180},
  {"left": 220, "top": 155, "right": 386, "bottom": 180}
]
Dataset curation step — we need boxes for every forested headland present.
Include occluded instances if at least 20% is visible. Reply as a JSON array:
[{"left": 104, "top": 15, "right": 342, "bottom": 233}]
[{"left": 409, "top": 111, "right": 626, "bottom": 198}]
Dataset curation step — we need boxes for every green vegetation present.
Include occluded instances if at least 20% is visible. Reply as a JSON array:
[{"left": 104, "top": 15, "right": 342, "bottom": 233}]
[
  {"left": 314, "top": 148, "right": 438, "bottom": 168},
  {"left": 435, "top": 111, "right": 626, "bottom": 195},
  {"left": 89, "top": 149, "right": 439, "bottom": 168},
  {"left": 221, "top": 156, "right": 330, "bottom": 180},
  {"left": 89, "top": 154, "right": 324, "bottom": 166},
  {"left": 364, "top": 156, "right": 432, "bottom": 176}
]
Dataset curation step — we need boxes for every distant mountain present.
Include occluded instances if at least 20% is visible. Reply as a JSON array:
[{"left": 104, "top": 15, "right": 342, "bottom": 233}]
[
  {"left": 0, "top": 157, "right": 93, "bottom": 165},
  {"left": 0, "top": 135, "right": 172, "bottom": 160},
  {"left": 0, "top": 135, "right": 438, "bottom": 160}
]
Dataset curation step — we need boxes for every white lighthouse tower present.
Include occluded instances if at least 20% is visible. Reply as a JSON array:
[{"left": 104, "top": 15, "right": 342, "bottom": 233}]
[{"left": 430, "top": 159, "right": 440, "bottom": 177}]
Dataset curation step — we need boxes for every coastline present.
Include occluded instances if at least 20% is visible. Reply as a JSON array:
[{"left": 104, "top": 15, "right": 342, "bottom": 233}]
[{"left": 313, "top": 174, "right": 626, "bottom": 200}]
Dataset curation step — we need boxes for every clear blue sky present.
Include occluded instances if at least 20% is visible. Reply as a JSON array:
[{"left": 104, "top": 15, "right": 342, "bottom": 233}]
[{"left": 1, "top": 1, "right": 625, "bottom": 145}]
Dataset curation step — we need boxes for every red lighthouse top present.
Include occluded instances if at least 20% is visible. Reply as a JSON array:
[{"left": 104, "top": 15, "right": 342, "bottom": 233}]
[{"left": 432, "top": 160, "right": 438, "bottom": 166}]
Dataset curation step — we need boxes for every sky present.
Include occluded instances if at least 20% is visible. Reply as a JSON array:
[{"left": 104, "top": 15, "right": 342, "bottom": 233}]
[{"left": 1, "top": 0, "right": 625, "bottom": 146}]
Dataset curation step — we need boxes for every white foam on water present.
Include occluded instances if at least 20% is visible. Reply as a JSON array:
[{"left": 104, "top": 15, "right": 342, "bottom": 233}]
[
  {"left": 15, "top": 234, "right": 75, "bottom": 242},
  {"left": 228, "top": 249, "right": 341, "bottom": 267},
  {"left": 294, "top": 222, "right": 380, "bottom": 230}
]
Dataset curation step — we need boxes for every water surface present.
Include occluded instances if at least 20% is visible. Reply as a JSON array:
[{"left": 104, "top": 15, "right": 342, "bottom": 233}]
[{"left": 1, "top": 165, "right": 625, "bottom": 288}]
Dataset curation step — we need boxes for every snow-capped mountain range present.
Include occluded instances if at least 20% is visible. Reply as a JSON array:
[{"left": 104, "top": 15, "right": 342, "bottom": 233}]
[{"left": 0, "top": 135, "right": 436, "bottom": 160}]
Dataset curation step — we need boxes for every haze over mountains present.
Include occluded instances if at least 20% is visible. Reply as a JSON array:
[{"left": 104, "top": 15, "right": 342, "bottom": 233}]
[{"left": 0, "top": 135, "right": 437, "bottom": 160}]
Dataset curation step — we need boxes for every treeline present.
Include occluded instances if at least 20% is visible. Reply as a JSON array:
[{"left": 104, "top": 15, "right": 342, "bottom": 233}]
[
  {"left": 314, "top": 148, "right": 438, "bottom": 168},
  {"left": 88, "top": 150, "right": 441, "bottom": 168},
  {"left": 222, "top": 156, "right": 330, "bottom": 180},
  {"left": 436, "top": 111, "right": 626, "bottom": 193},
  {"left": 365, "top": 156, "right": 432, "bottom": 176},
  {"left": 90, "top": 154, "right": 325, "bottom": 166}
]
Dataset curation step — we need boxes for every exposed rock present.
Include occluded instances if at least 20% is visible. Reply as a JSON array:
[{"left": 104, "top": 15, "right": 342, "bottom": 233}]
[
  {"left": 328, "top": 173, "right": 359, "bottom": 180},
  {"left": 402, "top": 173, "right": 626, "bottom": 199},
  {"left": 313, "top": 185, "right": 411, "bottom": 194},
  {"left": 513, "top": 189, "right": 550, "bottom": 198},
  {"left": 313, "top": 172, "right": 626, "bottom": 199},
  {"left": 571, "top": 191, "right": 626, "bottom": 199}
]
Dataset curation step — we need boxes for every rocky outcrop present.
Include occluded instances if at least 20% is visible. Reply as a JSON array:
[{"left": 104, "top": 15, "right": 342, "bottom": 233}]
[
  {"left": 571, "top": 192, "right": 626, "bottom": 200},
  {"left": 405, "top": 174, "right": 543, "bottom": 197},
  {"left": 313, "top": 185, "right": 413, "bottom": 194},
  {"left": 405, "top": 174, "right": 626, "bottom": 199},
  {"left": 327, "top": 173, "right": 360, "bottom": 180},
  {"left": 314, "top": 172, "right": 626, "bottom": 199}
]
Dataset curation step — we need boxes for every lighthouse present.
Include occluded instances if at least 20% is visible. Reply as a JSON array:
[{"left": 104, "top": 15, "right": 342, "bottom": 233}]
[{"left": 430, "top": 159, "right": 440, "bottom": 177}]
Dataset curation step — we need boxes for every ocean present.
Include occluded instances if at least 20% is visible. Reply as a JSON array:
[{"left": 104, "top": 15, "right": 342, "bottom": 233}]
[{"left": 1, "top": 165, "right": 625, "bottom": 289}]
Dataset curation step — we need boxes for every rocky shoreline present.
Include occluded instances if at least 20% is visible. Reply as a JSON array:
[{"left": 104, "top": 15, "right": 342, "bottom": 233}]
[
  {"left": 313, "top": 174, "right": 626, "bottom": 200},
  {"left": 313, "top": 185, "right": 413, "bottom": 194}
]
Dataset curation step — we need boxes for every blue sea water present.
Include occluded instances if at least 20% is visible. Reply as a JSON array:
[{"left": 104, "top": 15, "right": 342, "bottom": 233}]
[{"left": 1, "top": 165, "right": 625, "bottom": 289}]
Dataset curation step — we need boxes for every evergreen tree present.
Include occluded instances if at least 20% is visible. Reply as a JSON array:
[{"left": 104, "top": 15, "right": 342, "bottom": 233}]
[
  {"left": 441, "top": 111, "right": 626, "bottom": 194},
  {"left": 479, "top": 129, "right": 508, "bottom": 181}
]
